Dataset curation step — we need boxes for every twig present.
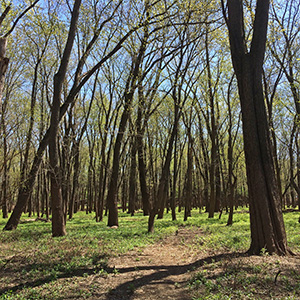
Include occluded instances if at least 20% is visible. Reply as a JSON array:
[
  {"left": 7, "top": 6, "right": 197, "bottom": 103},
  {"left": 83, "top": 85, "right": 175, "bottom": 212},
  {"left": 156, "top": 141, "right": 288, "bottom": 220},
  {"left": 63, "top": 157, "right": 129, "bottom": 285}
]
[
  {"left": 4, "top": 0, "right": 40, "bottom": 38},
  {"left": 0, "top": 5, "right": 11, "bottom": 28},
  {"left": 274, "top": 270, "right": 281, "bottom": 285}
]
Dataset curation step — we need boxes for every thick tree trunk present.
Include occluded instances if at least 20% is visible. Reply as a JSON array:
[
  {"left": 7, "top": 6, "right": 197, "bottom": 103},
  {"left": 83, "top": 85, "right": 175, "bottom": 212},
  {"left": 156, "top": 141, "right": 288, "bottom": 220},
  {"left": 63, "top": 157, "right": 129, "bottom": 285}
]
[
  {"left": 238, "top": 57, "right": 288, "bottom": 254},
  {"left": 225, "top": 0, "right": 289, "bottom": 254}
]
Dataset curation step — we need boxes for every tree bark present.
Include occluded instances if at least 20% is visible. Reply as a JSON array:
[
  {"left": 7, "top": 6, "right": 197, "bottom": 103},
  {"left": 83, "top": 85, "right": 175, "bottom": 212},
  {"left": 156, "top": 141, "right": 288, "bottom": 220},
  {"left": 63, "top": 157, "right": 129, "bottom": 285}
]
[
  {"left": 224, "top": 0, "right": 290, "bottom": 255},
  {"left": 49, "top": 0, "right": 81, "bottom": 237},
  {"left": 0, "top": 38, "right": 9, "bottom": 109},
  {"left": 0, "top": 37, "right": 9, "bottom": 218}
]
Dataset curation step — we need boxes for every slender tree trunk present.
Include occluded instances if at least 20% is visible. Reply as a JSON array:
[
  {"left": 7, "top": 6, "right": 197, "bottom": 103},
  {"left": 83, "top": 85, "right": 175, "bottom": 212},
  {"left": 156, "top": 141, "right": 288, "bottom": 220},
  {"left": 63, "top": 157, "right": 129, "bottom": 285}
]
[
  {"left": 107, "top": 20, "right": 149, "bottom": 226},
  {"left": 171, "top": 130, "right": 178, "bottom": 221},
  {"left": 69, "top": 141, "right": 79, "bottom": 220},
  {"left": 128, "top": 137, "right": 137, "bottom": 216},
  {"left": 184, "top": 131, "right": 193, "bottom": 221},
  {"left": 0, "top": 37, "right": 9, "bottom": 109},
  {"left": 205, "top": 27, "right": 217, "bottom": 218},
  {"left": 136, "top": 86, "right": 150, "bottom": 216},
  {"left": 0, "top": 37, "right": 9, "bottom": 218},
  {"left": 106, "top": 98, "right": 131, "bottom": 227},
  {"left": 148, "top": 109, "right": 180, "bottom": 232},
  {"left": 1, "top": 123, "right": 8, "bottom": 218},
  {"left": 227, "top": 101, "right": 234, "bottom": 226},
  {"left": 49, "top": 0, "right": 81, "bottom": 237}
]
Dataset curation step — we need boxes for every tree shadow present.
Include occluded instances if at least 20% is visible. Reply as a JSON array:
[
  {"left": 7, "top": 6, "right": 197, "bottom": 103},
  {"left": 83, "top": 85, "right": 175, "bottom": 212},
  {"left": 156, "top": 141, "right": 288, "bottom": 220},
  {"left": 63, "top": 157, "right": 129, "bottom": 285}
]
[
  {"left": 0, "top": 254, "right": 109, "bottom": 295},
  {"left": 105, "top": 252, "right": 246, "bottom": 300},
  {"left": 0, "top": 252, "right": 245, "bottom": 297}
]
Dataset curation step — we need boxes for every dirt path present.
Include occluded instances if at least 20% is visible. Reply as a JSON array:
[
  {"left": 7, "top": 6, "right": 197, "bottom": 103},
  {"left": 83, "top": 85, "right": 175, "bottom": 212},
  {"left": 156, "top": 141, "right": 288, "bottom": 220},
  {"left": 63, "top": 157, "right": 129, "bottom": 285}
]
[
  {"left": 69, "top": 227, "right": 206, "bottom": 300},
  {"left": 2, "top": 225, "right": 299, "bottom": 299},
  {"left": 69, "top": 227, "right": 300, "bottom": 300},
  {"left": 105, "top": 227, "right": 203, "bottom": 300}
]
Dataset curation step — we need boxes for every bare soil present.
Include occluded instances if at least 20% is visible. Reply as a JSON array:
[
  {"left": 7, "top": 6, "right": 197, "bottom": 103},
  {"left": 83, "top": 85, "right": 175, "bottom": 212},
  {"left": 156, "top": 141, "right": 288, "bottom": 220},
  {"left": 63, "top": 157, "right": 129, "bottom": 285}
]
[
  {"left": 1, "top": 226, "right": 300, "bottom": 299},
  {"left": 64, "top": 227, "right": 300, "bottom": 300}
]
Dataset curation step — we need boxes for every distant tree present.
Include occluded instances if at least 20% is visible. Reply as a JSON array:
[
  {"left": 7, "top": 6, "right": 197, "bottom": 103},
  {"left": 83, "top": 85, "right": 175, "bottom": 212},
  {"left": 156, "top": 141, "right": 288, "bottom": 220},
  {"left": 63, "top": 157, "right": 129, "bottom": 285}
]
[{"left": 0, "top": 1, "right": 40, "bottom": 219}]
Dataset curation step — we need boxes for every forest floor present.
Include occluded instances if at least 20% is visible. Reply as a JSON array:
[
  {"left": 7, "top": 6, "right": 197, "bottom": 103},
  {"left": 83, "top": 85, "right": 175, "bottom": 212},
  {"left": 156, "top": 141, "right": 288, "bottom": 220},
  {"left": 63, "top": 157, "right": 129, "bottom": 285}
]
[
  {"left": 98, "top": 227, "right": 300, "bottom": 300},
  {"left": 0, "top": 210, "right": 300, "bottom": 299},
  {"left": 83, "top": 227, "right": 300, "bottom": 300}
]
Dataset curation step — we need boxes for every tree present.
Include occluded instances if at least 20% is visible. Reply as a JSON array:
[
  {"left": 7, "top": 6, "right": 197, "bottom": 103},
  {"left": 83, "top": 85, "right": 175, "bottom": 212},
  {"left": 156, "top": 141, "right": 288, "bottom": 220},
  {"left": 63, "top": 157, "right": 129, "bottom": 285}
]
[
  {"left": 106, "top": 9, "right": 150, "bottom": 226},
  {"left": 222, "top": 0, "right": 290, "bottom": 254},
  {"left": 3, "top": 0, "right": 137, "bottom": 231},
  {"left": 49, "top": 0, "right": 81, "bottom": 237}
]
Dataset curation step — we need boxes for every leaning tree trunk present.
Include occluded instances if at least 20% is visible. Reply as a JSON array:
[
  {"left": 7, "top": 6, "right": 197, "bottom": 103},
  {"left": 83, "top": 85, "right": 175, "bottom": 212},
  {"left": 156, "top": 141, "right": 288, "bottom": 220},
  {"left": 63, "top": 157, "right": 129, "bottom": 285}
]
[
  {"left": 106, "top": 17, "right": 149, "bottom": 227},
  {"left": 224, "top": 0, "right": 290, "bottom": 255},
  {"left": 49, "top": 0, "right": 81, "bottom": 237}
]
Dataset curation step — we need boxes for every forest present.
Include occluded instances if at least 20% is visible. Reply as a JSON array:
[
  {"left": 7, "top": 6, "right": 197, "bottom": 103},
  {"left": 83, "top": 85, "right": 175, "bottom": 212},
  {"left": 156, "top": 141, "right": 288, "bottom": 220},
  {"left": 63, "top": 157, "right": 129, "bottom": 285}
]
[
  {"left": 1, "top": 0, "right": 300, "bottom": 243},
  {"left": 1, "top": 0, "right": 300, "bottom": 299}
]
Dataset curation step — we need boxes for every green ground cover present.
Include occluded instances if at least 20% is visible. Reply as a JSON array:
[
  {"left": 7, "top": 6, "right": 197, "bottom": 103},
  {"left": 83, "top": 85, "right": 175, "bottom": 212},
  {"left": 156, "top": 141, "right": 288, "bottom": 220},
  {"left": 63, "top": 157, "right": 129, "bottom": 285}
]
[{"left": 0, "top": 209, "right": 299, "bottom": 299}]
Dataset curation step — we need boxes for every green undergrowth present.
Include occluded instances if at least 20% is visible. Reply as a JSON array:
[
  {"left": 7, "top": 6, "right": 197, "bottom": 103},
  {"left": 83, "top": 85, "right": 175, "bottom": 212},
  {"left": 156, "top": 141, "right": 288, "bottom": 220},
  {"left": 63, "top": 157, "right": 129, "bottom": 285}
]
[{"left": 0, "top": 208, "right": 299, "bottom": 299}]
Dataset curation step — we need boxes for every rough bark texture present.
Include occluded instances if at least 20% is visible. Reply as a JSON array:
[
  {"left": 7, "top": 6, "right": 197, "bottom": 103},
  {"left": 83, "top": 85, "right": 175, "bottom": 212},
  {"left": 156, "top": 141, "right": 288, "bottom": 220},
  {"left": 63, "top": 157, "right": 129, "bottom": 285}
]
[{"left": 225, "top": 0, "right": 289, "bottom": 255}]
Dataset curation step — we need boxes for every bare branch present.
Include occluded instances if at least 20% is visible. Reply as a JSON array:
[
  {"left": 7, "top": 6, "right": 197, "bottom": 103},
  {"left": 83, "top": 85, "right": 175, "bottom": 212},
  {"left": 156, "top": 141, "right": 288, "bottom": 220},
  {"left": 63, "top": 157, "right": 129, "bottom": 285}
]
[
  {"left": 0, "top": 5, "right": 11, "bottom": 28},
  {"left": 4, "top": 0, "right": 40, "bottom": 38}
]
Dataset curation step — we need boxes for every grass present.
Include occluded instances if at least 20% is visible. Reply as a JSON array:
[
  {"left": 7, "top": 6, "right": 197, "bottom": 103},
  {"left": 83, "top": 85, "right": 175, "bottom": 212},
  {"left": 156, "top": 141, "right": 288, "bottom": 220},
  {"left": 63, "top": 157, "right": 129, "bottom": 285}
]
[{"left": 0, "top": 208, "right": 299, "bottom": 299}]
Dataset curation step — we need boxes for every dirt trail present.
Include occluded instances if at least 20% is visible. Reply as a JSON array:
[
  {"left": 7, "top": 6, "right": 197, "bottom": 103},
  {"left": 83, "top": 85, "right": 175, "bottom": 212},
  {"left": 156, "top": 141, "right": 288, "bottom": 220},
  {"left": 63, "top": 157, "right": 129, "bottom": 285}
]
[
  {"left": 105, "top": 227, "right": 202, "bottom": 300},
  {"left": 62, "top": 227, "right": 300, "bottom": 300},
  {"left": 69, "top": 227, "right": 204, "bottom": 300}
]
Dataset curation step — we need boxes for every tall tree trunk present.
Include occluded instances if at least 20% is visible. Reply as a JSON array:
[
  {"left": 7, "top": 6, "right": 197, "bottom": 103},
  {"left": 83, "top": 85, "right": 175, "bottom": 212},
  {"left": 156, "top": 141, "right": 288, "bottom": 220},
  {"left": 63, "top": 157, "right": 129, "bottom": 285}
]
[
  {"left": 106, "top": 92, "right": 133, "bottom": 227},
  {"left": 0, "top": 37, "right": 9, "bottom": 218},
  {"left": 184, "top": 130, "right": 193, "bottom": 221},
  {"left": 128, "top": 136, "right": 137, "bottom": 216},
  {"left": 69, "top": 141, "right": 79, "bottom": 220},
  {"left": 148, "top": 108, "right": 180, "bottom": 232},
  {"left": 106, "top": 17, "right": 149, "bottom": 227},
  {"left": 224, "top": 0, "right": 290, "bottom": 255},
  {"left": 49, "top": 0, "right": 81, "bottom": 237},
  {"left": 1, "top": 119, "right": 8, "bottom": 218},
  {"left": 171, "top": 129, "right": 178, "bottom": 221},
  {"left": 227, "top": 91, "right": 234, "bottom": 226},
  {"left": 205, "top": 26, "right": 218, "bottom": 218},
  {"left": 136, "top": 84, "right": 150, "bottom": 216}
]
